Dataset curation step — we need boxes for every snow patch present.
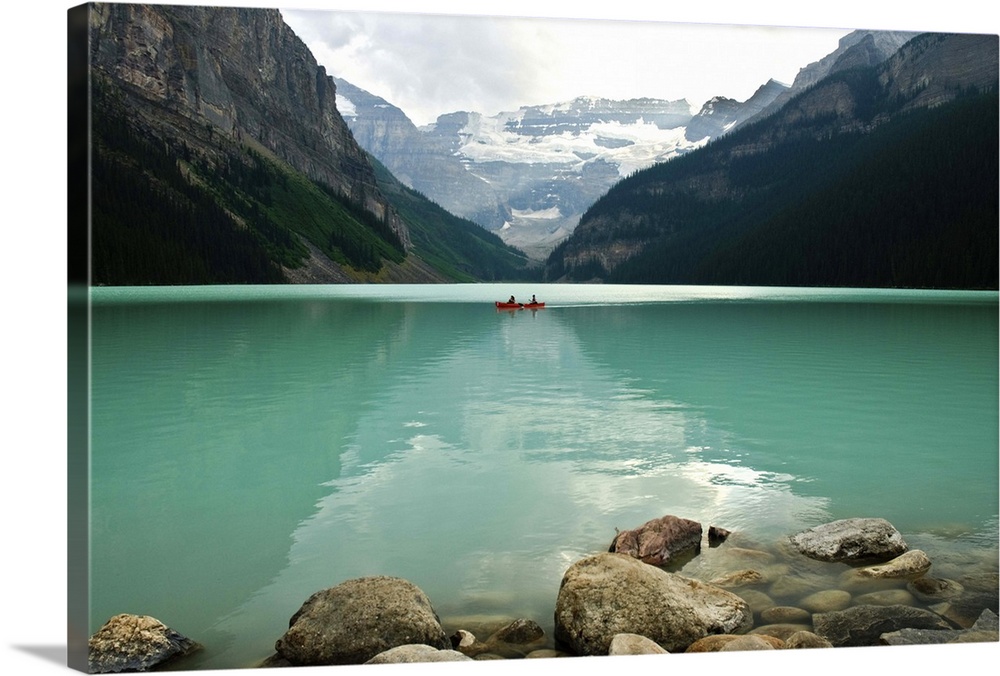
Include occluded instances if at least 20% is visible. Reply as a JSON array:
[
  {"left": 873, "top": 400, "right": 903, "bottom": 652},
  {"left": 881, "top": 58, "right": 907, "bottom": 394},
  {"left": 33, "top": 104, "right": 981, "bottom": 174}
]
[{"left": 336, "top": 94, "right": 357, "bottom": 119}]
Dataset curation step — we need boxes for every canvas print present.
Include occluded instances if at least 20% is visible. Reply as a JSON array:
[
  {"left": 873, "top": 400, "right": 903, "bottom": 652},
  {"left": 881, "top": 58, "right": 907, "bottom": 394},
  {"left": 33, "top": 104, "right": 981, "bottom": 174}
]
[{"left": 67, "top": 1, "right": 999, "bottom": 673}]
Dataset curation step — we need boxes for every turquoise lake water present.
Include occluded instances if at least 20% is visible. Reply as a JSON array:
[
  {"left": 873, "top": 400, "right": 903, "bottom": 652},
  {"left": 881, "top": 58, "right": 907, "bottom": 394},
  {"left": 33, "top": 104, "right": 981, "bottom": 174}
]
[{"left": 86, "top": 284, "right": 998, "bottom": 669}]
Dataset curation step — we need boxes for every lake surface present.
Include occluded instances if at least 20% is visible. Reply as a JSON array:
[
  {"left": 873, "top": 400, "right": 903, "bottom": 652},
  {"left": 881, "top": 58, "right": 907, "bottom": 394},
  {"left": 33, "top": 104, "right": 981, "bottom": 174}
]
[{"left": 87, "top": 284, "right": 998, "bottom": 669}]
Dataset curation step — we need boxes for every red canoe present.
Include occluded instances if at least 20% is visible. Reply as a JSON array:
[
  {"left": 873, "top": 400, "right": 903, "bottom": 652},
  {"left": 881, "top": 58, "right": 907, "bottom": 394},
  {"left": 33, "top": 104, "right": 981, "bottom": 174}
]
[{"left": 495, "top": 301, "right": 545, "bottom": 310}]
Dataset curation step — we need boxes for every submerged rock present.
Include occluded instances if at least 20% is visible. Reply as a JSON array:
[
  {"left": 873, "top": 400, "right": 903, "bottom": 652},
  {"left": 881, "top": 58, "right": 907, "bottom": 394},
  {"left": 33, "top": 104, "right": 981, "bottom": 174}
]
[
  {"left": 88, "top": 613, "right": 200, "bottom": 674},
  {"left": 849, "top": 549, "right": 932, "bottom": 581},
  {"left": 274, "top": 576, "right": 448, "bottom": 665},
  {"left": 708, "top": 525, "right": 732, "bottom": 546},
  {"left": 760, "top": 606, "right": 811, "bottom": 624},
  {"left": 709, "top": 569, "right": 766, "bottom": 588},
  {"left": 554, "top": 553, "right": 752, "bottom": 655},
  {"left": 789, "top": 518, "right": 908, "bottom": 563},
  {"left": 610, "top": 514, "right": 703, "bottom": 566},
  {"left": 881, "top": 608, "right": 999, "bottom": 645},
  {"left": 452, "top": 618, "right": 547, "bottom": 658},
  {"left": 800, "top": 589, "right": 852, "bottom": 613},
  {"left": 907, "top": 576, "right": 964, "bottom": 603},
  {"left": 813, "top": 604, "right": 951, "bottom": 647}
]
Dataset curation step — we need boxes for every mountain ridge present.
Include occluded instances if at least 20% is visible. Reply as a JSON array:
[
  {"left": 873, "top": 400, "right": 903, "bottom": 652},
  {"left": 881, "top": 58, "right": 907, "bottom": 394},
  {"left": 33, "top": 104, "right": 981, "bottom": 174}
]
[{"left": 544, "top": 31, "right": 999, "bottom": 289}]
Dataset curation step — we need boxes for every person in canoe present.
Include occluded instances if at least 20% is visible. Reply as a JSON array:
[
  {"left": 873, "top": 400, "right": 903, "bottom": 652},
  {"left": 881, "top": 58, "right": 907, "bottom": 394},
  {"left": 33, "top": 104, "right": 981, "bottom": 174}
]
[
  {"left": 508, "top": 295, "right": 517, "bottom": 304},
  {"left": 529, "top": 295, "right": 537, "bottom": 304}
]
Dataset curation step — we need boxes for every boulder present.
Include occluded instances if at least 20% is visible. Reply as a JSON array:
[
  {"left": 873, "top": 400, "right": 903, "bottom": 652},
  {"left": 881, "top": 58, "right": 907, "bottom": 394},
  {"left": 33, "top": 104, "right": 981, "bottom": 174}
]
[
  {"left": 610, "top": 515, "right": 703, "bottom": 566},
  {"left": 813, "top": 604, "right": 951, "bottom": 647},
  {"left": 274, "top": 576, "right": 449, "bottom": 665},
  {"left": 364, "top": 644, "right": 472, "bottom": 663},
  {"left": 88, "top": 614, "right": 200, "bottom": 674},
  {"left": 608, "top": 633, "right": 669, "bottom": 655},
  {"left": 554, "top": 553, "right": 752, "bottom": 655},
  {"left": 789, "top": 518, "right": 908, "bottom": 563}
]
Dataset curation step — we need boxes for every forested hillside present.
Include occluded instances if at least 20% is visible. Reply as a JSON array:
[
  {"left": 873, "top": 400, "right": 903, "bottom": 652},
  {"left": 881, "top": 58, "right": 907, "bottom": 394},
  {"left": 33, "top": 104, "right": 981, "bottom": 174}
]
[
  {"left": 546, "top": 33, "right": 998, "bottom": 289},
  {"left": 86, "top": 3, "right": 538, "bottom": 286}
]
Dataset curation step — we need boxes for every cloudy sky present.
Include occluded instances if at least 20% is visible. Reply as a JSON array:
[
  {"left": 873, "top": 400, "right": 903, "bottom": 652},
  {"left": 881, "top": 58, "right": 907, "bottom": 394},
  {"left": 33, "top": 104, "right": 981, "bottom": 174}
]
[
  {"left": 281, "top": 8, "right": 852, "bottom": 126},
  {"left": 273, "top": 0, "right": 995, "bottom": 127}
]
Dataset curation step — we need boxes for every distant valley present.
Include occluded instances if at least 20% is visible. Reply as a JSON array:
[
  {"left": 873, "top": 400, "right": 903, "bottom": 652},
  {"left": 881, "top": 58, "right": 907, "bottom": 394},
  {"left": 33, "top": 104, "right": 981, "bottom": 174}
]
[{"left": 335, "top": 30, "right": 919, "bottom": 259}]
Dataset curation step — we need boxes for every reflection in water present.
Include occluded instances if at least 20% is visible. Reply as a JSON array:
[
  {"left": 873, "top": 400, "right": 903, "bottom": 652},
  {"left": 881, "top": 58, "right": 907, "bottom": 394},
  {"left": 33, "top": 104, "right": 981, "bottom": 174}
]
[{"left": 88, "top": 288, "right": 998, "bottom": 670}]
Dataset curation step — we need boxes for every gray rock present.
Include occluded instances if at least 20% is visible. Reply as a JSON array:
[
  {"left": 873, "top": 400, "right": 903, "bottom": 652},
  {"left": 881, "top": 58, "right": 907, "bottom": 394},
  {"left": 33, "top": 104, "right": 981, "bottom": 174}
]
[
  {"left": 365, "top": 644, "right": 472, "bottom": 664},
  {"left": 274, "top": 576, "right": 449, "bottom": 665},
  {"left": 554, "top": 553, "right": 752, "bottom": 655},
  {"left": 789, "top": 518, "right": 908, "bottom": 563},
  {"left": 784, "top": 631, "right": 833, "bottom": 649},
  {"left": 88, "top": 614, "right": 200, "bottom": 674},
  {"left": 881, "top": 608, "right": 998, "bottom": 646},
  {"left": 813, "top": 604, "right": 951, "bottom": 647},
  {"left": 610, "top": 514, "right": 703, "bottom": 566},
  {"left": 608, "top": 633, "right": 669, "bottom": 655},
  {"left": 933, "top": 589, "right": 1000, "bottom": 628}
]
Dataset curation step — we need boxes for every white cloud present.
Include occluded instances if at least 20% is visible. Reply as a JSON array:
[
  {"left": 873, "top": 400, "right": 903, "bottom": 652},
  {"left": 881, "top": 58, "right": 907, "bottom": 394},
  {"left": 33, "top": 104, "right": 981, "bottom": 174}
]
[{"left": 283, "top": 10, "right": 854, "bottom": 126}]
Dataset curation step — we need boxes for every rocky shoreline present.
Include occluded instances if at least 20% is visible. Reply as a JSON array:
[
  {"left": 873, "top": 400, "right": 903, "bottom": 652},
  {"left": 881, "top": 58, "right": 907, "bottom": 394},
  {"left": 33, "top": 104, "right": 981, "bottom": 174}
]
[{"left": 88, "top": 516, "right": 998, "bottom": 672}]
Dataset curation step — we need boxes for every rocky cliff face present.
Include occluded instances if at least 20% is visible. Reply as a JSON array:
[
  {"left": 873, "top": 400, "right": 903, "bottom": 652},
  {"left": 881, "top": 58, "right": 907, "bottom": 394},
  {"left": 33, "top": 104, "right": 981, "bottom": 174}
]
[
  {"left": 88, "top": 2, "right": 409, "bottom": 248},
  {"left": 746, "top": 30, "right": 919, "bottom": 126}
]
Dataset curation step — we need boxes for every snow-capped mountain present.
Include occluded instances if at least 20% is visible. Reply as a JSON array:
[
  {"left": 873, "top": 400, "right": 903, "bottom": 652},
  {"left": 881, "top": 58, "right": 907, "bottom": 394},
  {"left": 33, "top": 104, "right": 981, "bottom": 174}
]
[{"left": 336, "top": 83, "right": 786, "bottom": 257}]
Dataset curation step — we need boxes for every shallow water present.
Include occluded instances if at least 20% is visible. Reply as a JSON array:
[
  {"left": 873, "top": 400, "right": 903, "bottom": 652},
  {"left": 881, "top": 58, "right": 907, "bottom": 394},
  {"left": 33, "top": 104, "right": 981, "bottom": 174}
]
[{"left": 87, "top": 284, "right": 998, "bottom": 668}]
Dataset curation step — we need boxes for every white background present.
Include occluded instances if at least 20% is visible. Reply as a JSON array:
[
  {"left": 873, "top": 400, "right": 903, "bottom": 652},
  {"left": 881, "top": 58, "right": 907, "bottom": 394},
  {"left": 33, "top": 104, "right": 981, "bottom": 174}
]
[{"left": 4, "top": 1, "right": 998, "bottom": 675}]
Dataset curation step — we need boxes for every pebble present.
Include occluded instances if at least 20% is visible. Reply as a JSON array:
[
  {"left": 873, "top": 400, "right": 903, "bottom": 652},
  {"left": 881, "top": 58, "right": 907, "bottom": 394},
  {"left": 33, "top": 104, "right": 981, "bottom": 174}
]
[{"left": 800, "top": 589, "right": 852, "bottom": 613}]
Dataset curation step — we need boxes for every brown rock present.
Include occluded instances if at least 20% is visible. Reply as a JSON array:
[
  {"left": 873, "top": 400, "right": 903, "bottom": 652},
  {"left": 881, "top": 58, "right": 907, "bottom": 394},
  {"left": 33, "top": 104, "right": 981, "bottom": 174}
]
[{"left": 610, "top": 515, "right": 703, "bottom": 566}]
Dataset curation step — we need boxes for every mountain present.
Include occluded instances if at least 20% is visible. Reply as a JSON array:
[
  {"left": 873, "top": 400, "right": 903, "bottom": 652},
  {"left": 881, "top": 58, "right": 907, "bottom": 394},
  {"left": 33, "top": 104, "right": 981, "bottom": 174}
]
[
  {"left": 745, "top": 30, "right": 919, "bottom": 125},
  {"left": 84, "top": 3, "right": 532, "bottom": 284},
  {"left": 335, "top": 29, "right": 915, "bottom": 260},
  {"left": 335, "top": 84, "right": 791, "bottom": 259},
  {"left": 545, "top": 32, "right": 999, "bottom": 289}
]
